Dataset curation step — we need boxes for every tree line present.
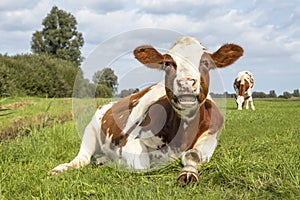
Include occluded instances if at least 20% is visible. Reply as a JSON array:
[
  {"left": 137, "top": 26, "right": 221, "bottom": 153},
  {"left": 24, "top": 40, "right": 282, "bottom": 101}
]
[
  {"left": 210, "top": 89, "right": 300, "bottom": 99},
  {"left": 0, "top": 53, "right": 118, "bottom": 98}
]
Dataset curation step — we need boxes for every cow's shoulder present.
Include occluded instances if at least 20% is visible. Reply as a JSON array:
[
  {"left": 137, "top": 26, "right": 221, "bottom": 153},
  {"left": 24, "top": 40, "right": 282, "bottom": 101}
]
[{"left": 203, "top": 97, "right": 224, "bottom": 134}]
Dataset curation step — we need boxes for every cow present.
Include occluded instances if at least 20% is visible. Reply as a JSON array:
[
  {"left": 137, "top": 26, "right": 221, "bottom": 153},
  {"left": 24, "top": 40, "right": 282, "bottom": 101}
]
[
  {"left": 50, "top": 37, "right": 243, "bottom": 186},
  {"left": 233, "top": 71, "right": 255, "bottom": 110}
]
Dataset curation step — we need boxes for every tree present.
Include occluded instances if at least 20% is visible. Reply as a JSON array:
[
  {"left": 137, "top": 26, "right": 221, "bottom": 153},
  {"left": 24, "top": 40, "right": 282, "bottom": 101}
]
[
  {"left": 293, "top": 89, "right": 300, "bottom": 97},
  {"left": 282, "top": 91, "right": 292, "bottom": 99},
  {"left": 269, "top": 90, "right": 277, "bottom": 98},
  {"left": 119, "top": 88, "right": 139, "bottom": 98},
  {"left": 92, "top": 68, "right": 118, "bottom": 97},
  {"left": 31, "top": 6, "right": 84, "bottom": 66},
  {"left": 252, "top": 91, "right": 267, "bottom": 98}
]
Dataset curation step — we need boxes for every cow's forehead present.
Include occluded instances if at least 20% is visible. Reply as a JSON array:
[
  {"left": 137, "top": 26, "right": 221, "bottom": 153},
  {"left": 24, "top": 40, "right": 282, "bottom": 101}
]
[
  {"left": 168, "top": 37, "right": 207, "bottom": 68},
  {"left": 167, "top": 37, "right": 207, "bottom": 76}
]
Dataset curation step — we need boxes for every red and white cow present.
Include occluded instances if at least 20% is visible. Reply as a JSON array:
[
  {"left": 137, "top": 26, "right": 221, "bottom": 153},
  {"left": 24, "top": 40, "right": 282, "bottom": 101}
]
[
  {"left": 233, "top": 71, "right": 255, "bottom": 110},
  {"left": 50, "top": 37, "right": 243, "bottom": 186}
]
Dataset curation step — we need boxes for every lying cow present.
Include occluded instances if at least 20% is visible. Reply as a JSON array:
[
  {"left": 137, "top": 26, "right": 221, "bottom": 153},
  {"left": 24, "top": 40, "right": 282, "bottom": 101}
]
[
  {"left": 233, "top": 71, "right": 255, "bottom": 110},
  {"left": 50, "top": 37, "right": 243, "bottom": 186}
]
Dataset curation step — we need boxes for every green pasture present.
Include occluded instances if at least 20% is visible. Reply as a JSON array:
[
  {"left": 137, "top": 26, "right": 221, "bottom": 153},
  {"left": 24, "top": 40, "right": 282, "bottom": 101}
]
[{"left": 0, "top": 98, "right": 299, "bottom": 199}]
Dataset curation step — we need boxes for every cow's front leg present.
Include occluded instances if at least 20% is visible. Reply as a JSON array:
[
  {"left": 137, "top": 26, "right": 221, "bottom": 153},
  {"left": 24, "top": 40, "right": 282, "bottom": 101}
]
[
  {"left": 177, "top": 149, "right": 200, "bottom": 186},
  {"left": 178, "top": 131, "right": 218, "bottom": 186}
]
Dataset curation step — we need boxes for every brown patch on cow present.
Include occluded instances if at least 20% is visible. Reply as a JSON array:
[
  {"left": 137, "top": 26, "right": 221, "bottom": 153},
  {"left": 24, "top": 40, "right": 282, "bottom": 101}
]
[
  {"left": 210, "top": 44, "right": 243, "bottom": 68},
  {"left": 199, "top": 76, "right": 208, "bottom": 103},
  {"left": 186, "top": 99, "right": 224, "bottom": 150},
  {"left": 139, "top": 96, "right": 181, "bottom": 145},
  {"left": 198, "top": 53, "right": 211, "bottom": 104},
  {"left": 136, "top": 96, "right": 223, "bottom": 152},
  {"left": 129, "top": 85, "right": 153, "bottom": 109},
  {"left": 234, "top": 78, "right": 250, "bottom": 96},
  {"left": 100, "top": 85, "right": 153, "bottom": 146},
  {"left": 133, "top": 45, "right": 164, "bottom": 69}
]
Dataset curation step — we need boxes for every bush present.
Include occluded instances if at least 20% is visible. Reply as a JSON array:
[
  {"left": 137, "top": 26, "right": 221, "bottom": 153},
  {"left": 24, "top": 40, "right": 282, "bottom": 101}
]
[{"left": 0, "top": 54, "right": 81, "bottom": 97}]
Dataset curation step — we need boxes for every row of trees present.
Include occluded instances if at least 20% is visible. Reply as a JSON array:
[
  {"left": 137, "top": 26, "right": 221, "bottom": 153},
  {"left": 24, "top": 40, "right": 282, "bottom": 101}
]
[
  {"left": 0, "top": 54, "right": 118, "bottom": 98},
  {"left": 0, "top": 54, "right": 79, "bottom": 97},
  {"left": 211, "top": 89, "right": 300, "bottom": 99}
]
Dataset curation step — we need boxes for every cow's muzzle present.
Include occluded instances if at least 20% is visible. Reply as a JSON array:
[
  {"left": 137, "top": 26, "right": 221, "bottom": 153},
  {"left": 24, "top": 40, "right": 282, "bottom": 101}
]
[{"left": 177, "top": 94, "right": 198, "bottom": 107}]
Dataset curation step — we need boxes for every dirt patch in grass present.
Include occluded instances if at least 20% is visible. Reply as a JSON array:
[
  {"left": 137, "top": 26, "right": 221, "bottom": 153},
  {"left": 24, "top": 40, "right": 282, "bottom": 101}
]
[
  {"left": 0, "top": 111, "right": 73, "bottom": 142},
  {"left": 0, "top": 101, "right": 37, "bottom": 109}
]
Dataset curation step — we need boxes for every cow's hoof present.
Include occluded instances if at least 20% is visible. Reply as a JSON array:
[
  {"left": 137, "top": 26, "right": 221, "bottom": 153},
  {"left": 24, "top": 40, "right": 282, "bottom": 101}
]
[
  {"left": 49, "top": 164, "right": 68, "bottom": 175},
  {"left": 49, "top": 169, "right": 60, "bottom": 175},
  {"left": 95, "top": 156, "right": 108, "bottom": 165},
  {"left": 177, "top": 165, "right": 199, "bottom": 186}
]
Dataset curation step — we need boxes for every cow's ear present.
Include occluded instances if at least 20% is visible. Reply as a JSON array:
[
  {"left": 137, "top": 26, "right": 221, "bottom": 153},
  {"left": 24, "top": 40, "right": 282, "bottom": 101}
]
[
  {"left": 200, "top": 52, "right": 217, "bottom": 70},
  {"left": 210, "top": 44, "right": 243, "bottom": 68},
  {"left": 134, "top": 45, "right": 164, "bottom": 69}
]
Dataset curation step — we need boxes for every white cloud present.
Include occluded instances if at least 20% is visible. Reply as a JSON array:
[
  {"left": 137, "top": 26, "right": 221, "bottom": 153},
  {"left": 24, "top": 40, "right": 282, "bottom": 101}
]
[
  {"left": 53, "top": 0, "right": 129, "bottom": 14},
  {"left": 136, "top": 0, "right": 234, "bottom": 14},
  {"left": 0, "top": 0, "right": 40, "bottom": 11},
  {"left": 0, "top": 0, "right": 299, "bottom": 94}
]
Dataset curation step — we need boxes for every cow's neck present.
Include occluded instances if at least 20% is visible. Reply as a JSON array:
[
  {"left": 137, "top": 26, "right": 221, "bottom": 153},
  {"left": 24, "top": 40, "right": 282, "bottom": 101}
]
[{"left": 166, "top": 104, "right": 203, "bottom": 152}]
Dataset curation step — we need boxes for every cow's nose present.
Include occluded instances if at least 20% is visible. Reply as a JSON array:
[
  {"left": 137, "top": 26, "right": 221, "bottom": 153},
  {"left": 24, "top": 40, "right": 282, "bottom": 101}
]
[{"left": 177, "top": 78, "right": 198, "bottom": 92}]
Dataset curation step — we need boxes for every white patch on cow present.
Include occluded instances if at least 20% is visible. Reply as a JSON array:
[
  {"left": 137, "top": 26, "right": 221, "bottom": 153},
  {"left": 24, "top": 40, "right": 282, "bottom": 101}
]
[
  {"left": 122, "top": 81, "right": 166, "bottom": 135},
  {"left": 236, "top": 95, "right": 244, "bottom": 110},
  {"left": 121, "top": 137, "right": 150, "bottom": 170},
  {"left": 185, "top": 130, "right": 218, "bottom": 164},
  {"left": 101, "top": 134, "right": 119, "bottom": 161},
  {"left": 119, "top": 114, "right": 124, "bottom": 119},
  {"left": 168, "top": 37, "right": 206, "bottom": 96},
  {"left": 96, "top": 102, "right": 115, "bottom": 124},
  {"left": 140, "top": 133, "right": 164, "bottom": 150}
]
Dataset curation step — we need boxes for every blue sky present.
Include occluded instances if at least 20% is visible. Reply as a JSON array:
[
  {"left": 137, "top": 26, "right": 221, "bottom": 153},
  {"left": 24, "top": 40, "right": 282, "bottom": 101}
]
[{"left": 0, "top": 0, "right": 299, "bottom": 95}]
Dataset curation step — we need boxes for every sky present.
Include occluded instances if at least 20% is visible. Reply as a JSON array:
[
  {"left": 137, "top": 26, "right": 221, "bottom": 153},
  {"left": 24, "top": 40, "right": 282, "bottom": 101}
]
[{"left": 0, "top": 0, "right": 299, "bottom": 95}]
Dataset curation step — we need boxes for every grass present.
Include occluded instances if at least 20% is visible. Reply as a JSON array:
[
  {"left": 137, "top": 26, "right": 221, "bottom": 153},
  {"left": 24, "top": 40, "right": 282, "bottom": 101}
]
[
  {"left": 0, "top": 97, "right": 73, "bottom": 141},
  {"left": 0, "top": 98, "right": 299, "bottom": 199}
]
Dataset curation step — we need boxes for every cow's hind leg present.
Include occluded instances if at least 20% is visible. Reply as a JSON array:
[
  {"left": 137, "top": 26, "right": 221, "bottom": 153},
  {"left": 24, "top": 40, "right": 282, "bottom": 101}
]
[
  {"left": 121, "top": 138, "right": 150, "bottom": 170},
  {"left": 249, "top": 97, "right": 255, "bottom": 110},
  {"left": 50, "top": 115, "right": 102, "bottom": 175}
]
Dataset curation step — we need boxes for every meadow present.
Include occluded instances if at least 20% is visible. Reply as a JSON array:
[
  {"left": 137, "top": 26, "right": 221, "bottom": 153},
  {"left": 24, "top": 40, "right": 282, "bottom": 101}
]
[{"left": 0, "top": 97, "right": 299, "bottom": 199}]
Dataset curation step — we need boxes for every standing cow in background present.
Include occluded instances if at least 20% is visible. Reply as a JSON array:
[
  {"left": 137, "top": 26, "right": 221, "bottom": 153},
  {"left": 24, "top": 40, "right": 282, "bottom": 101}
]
[
  {"left": 50, "top": 37, "right": 244, "bottom": 186},
  {"left": 233, "top": 71, "right": 255, "bottom": 110}
]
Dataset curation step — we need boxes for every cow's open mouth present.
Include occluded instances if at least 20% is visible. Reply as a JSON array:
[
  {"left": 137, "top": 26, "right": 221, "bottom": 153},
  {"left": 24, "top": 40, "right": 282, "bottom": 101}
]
[{"left": 177, "top": 95, "right": 198, "bottom": 107}]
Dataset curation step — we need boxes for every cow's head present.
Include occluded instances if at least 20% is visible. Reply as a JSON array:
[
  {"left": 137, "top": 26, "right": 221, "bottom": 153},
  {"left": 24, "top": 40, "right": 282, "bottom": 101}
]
[
  {"left": 134, "top": 37, "right": 243, "bottom": 115},
  {"left": 234, "top": 94, "right": 250, "bottom": 110},
  {"left": 233, "top": 78, "right": 250, "bottom": 110}
]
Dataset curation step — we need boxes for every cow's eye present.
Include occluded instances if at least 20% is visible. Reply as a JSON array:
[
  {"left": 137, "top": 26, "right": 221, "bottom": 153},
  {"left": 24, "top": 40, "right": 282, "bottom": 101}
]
[
  {"left": 163, "top": 62, "right": 173, "bottom": 69},
  {"left": 202, "top": 60, "right": 209, "bottom": 68}
]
